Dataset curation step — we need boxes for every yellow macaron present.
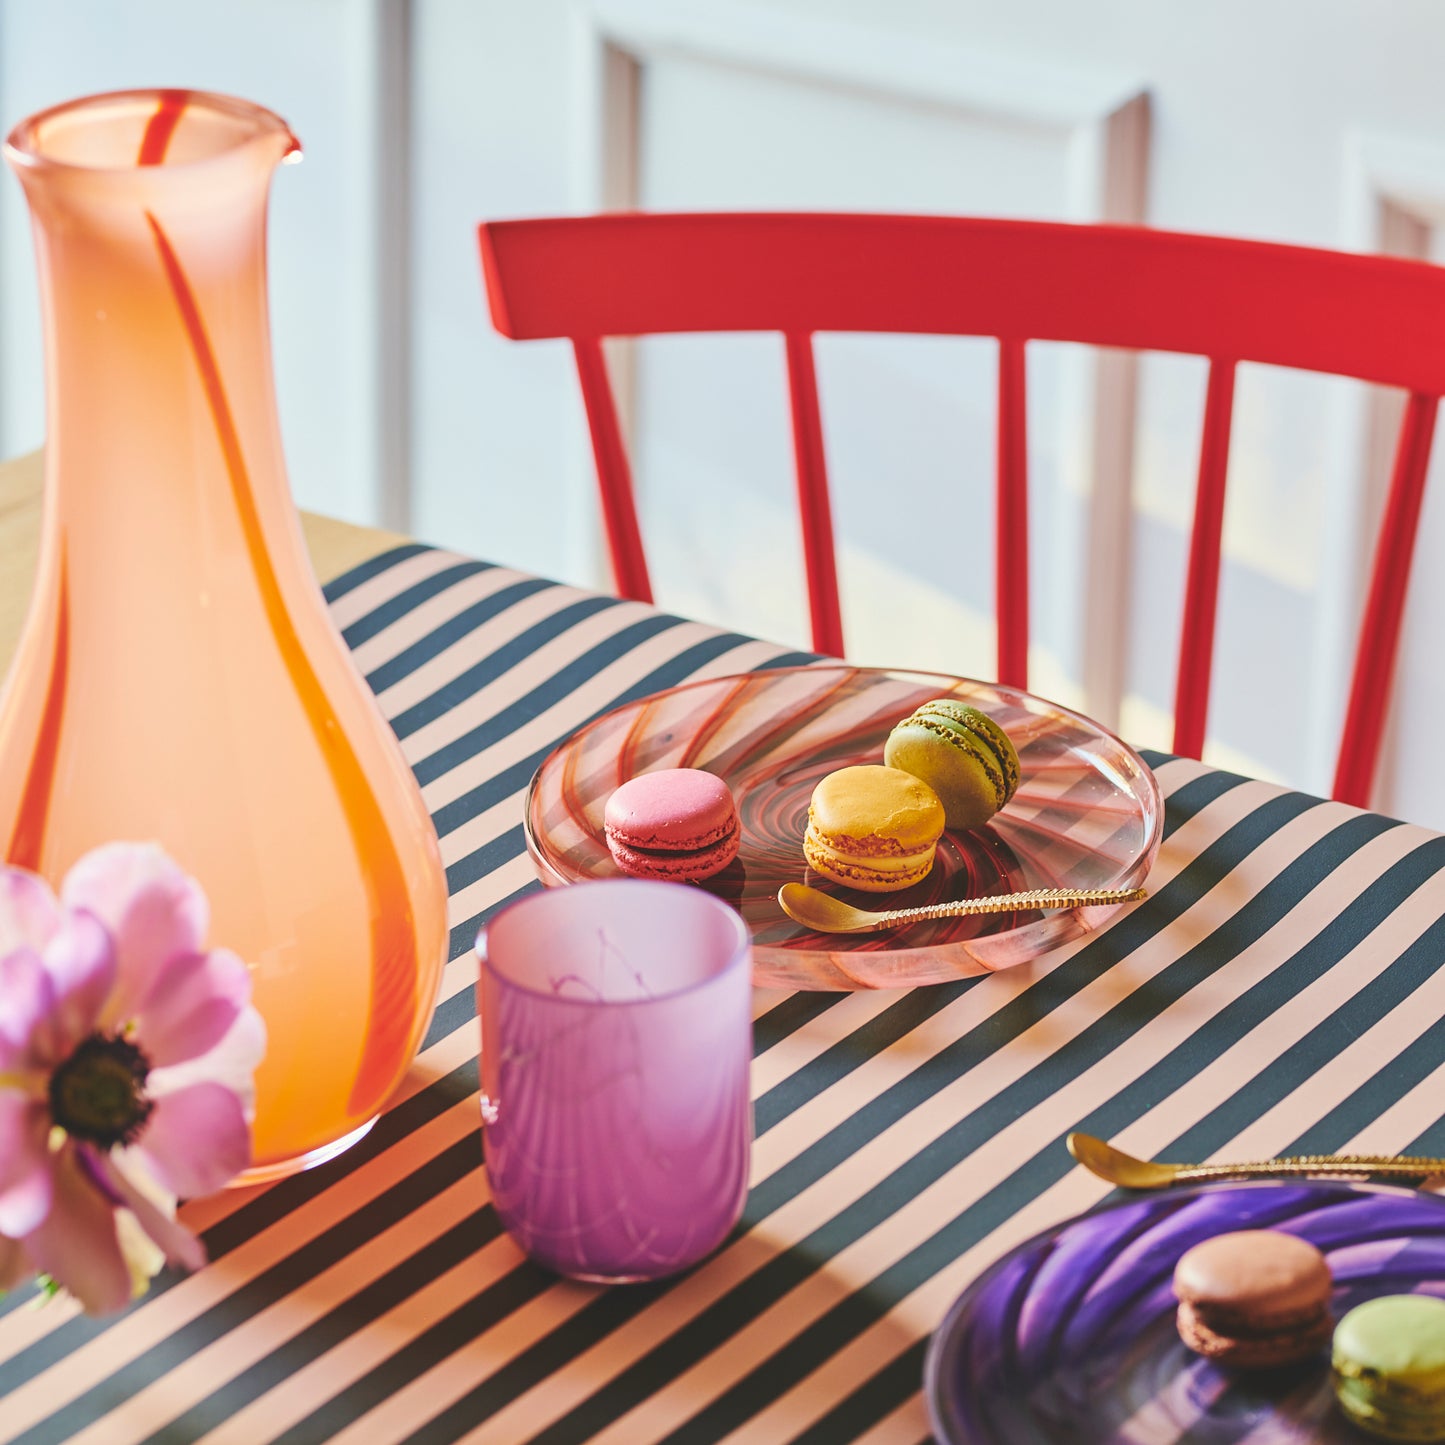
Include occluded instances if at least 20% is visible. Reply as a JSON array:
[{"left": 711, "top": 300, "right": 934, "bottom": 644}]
[{"left": 803, "top": 765, "right": 945, "bottom": 893}]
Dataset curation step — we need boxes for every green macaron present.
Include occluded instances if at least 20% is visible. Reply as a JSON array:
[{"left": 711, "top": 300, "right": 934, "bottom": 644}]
[
  {"left": 1333, "top": 1295, "right": 1445, "bottom": 1441},
  {"left": 882, "top": 700, "right": 1020, "bottom": 831}
]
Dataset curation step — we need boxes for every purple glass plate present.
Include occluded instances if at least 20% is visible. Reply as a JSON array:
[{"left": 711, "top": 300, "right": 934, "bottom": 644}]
[
  {"left": 525, "top": 666, "right": 1161, "bottom": 990},
  {"left": 925, "top": 1180, "right": 1445, "bottom": 1444}
]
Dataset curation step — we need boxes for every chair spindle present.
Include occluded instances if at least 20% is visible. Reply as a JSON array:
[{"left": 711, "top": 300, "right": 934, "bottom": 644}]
[
  {"left": 783, "top": 332, "right": 845, "bottom": 658},
  {"left": 573, "top": 337, "right": 652, "bottom": 603},
  {"left": 1333, "top": 391, "right": 1440, "bottom": 806},
  {"left": 1173, "top": 358, "right": 1238, "bottom": 759},
  {"left": 996, "top": 338, "right": 1030, "bottom": 689}
]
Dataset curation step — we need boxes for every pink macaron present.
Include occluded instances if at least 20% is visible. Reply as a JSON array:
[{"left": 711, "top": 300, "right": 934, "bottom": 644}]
[{"left": 603, "top": 768, "right": 741, "bottom": 882}]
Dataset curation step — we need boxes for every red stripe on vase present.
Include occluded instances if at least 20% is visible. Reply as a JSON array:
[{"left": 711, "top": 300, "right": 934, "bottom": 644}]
[
  {"left": 8, "top": 97, "right": 192, "bottom": 882},
  {"left": 145, "top": 212, "right": 417, "bottom": 1118},
  {"left": 137, "top": 90, "right": 188, "bottom": 166},
  {"left": 5, "top": 560, "right": 69, "bottom": 870}
]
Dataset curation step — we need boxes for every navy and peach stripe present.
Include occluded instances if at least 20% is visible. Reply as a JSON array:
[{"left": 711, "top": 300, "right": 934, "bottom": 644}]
[{"left": 1, "top": 547, "right": 1442, "bottom": 1445}]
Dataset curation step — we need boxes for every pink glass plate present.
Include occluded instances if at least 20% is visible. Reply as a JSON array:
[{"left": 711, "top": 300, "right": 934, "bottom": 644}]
[{"left": 524, "top": 666, "right": 1162, "bottom": 990}]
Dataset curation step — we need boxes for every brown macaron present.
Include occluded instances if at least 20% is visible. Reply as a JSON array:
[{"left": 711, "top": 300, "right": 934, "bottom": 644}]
[{"left": 1172, "top": 1229, "right": 1333, "bottom": 1369}]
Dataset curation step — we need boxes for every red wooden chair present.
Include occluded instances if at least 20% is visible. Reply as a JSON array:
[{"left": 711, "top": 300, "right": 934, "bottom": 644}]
[{"left": 477, "top": 213, "right": 1445, "bottom": 807}]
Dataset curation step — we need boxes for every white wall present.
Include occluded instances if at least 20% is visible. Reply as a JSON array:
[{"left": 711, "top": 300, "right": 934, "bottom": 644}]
[
  {"left": 0, "top": 0, "right": 395, "bottom": 525},
  {"left": 408, "top": 0, "right": 597, "bottom": 585},
  {"left": 5, "top": 0, "right": 1445, "bottom": 826}
]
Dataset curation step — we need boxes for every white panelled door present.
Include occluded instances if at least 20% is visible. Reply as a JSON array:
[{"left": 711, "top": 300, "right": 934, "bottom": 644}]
[{"left": 9, "top": 0, "right": 1445, "bottom": 825}]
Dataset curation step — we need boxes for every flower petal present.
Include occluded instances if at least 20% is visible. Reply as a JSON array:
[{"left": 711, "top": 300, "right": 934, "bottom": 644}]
[
  {"left": 137, "top": 1082, "right": 251, "bottom": 1198},
  {"left": 0, "top": 1095, "right": 52, "bottom": 1236},
  {"left": 23, "top": 1144, "right": 131, "bottom": 1315},
  {"left": 114, "top": 1206, "right": 165, "bottom": 1300},
  {"left": 35, "top": 911, "right": 115, "bottom": 1061},
  {"left": 132, "top": 948, "right": 251, "bottom": 1067},
  {"left": 60, "top": 844, "right": 208, "bottom": 1022},
  {"left": 0, "top": 868, "right": 60, "bottom": 959},
  {"left": 151, "top": 1006, "right": 266, "bottom": 1120},
  {"left": 92, "top": 1153, "right": 206, "bottom": 1274},
  {"left": 0, "top": 948, "right": 57, "bottom": 1069}
]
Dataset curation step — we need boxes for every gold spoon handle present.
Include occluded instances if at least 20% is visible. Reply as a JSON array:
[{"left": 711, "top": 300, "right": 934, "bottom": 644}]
[
  {"left": 869, "top": 885, "right": 1147, "bottom": 930},
  {"left": 1170, "top": 1154, "right": 1445, "bottom": 1182}
]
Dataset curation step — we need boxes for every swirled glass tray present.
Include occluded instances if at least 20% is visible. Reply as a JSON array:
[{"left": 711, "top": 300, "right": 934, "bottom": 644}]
[
  {"left": 925, "top": 1180, "right": 1445, "bottom": 1444},
  {"left": 524, "top": 666, "right": 1162, "bottom": 990}
]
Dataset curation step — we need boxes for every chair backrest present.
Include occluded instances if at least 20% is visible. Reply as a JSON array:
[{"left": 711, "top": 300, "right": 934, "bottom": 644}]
[{"left": 477, "top": 212, "right": 1445, "bottom": 807}]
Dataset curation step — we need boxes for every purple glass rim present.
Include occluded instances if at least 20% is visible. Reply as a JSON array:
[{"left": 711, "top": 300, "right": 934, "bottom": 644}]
[
  {"left": 474, "top": 879, "right": 753, "bottom": 1007},
  {"left": 920, "top": 1178, "right": 1443, "bottom": 1445}
]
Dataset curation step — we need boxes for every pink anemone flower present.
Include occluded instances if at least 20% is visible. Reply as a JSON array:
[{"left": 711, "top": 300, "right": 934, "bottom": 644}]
[{"left": 0, "top": 842, "right": 264, "bottom": 1313}]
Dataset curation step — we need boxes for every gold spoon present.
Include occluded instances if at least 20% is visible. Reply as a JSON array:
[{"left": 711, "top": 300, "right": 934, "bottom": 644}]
[
  {"left": 1068, "top": 1132, "right": 1445, "bottom": 1189},
  {"left": 777, "top": 882, "right": 1147, "bottom": 934}
]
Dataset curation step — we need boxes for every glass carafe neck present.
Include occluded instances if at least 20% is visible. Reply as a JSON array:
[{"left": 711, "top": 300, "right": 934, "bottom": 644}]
[{"left": 5, "top": 90, "right": 304, "bottom": 596}]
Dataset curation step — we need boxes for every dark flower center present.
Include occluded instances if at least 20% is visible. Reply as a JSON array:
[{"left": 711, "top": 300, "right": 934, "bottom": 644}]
[{"left": 49, "top": 1032, "right": 154, "bottom": 1149}]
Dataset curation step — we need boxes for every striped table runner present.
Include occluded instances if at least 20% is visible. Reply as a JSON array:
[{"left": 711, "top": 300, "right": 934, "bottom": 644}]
[{"left": 4, "top": 544, "right": 1445, "bottom": 1445}]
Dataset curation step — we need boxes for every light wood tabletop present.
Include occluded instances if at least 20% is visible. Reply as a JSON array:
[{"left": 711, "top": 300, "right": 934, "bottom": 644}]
[{"left": 0, "top": 449, "right": 410, "bottom": 675}]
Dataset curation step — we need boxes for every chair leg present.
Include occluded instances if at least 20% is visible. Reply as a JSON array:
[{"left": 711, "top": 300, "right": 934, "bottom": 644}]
[
  {"left": 996, "top": 338, "right": 1029, "bottom": 690},
  {"left": 574, "top": 337, "right": 652, "bottom": 603},
  {"left": 1173, "top": 358, "right": 1236, "bottom": 760},
  {"left": 1333, "top": 391, "right": 1438, "bottom": 806},
  {"left": 784, "top": 332, "right": 845, "bottom": 658}
]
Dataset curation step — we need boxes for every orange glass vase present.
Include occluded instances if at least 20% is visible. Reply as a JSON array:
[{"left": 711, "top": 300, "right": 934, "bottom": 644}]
[{"left": 0, "top": 90, "right": 448, "bottom": 1182}]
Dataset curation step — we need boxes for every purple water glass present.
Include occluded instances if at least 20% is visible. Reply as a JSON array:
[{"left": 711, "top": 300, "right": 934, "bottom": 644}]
[{"left": 474, "top": 879, "right": 754, "bottom": 1282}]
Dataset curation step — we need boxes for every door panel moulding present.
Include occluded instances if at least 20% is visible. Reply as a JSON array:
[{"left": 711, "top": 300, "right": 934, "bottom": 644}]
[{"left": 574, "top": 0, "right": 1151, "bottom": 725}]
